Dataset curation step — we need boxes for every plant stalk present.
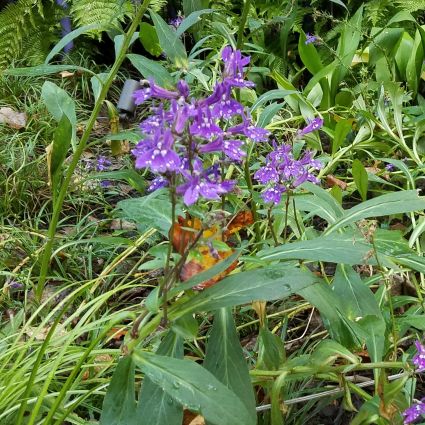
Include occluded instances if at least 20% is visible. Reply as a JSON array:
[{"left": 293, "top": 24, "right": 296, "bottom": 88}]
[{"left": 35, "top": 0, "right": 152, "bottom": 301}]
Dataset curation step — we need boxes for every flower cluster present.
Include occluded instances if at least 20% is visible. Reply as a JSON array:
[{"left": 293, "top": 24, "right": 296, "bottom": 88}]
[
  {"left": 403, "top": 399, "right": 425, "bottom": 424},
  {"left": 305, "top": 33, "right": 318, "bottom": 45},
  {"left": 413, "top": 340, "right": 425, "bottom": 372},
  {"left": 254, "top": 142, "right": 322, "bottom": 205},
  {"left": 132, "top": 46, "right": 269, "bottom": 205}
]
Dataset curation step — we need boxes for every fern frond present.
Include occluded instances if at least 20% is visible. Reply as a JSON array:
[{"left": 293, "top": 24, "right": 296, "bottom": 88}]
[
  {"left": 395, "top": 0, "right": 425, "bottom": 12},
  {"left": 70, "top": 0, "right": 133, "bottom": 28},
  {"left": 0, "top": 0, "right": 42, "bottom": 69}
]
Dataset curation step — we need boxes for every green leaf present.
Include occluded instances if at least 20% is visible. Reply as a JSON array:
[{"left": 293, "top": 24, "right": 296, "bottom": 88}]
[
  {"left": 137, "top": 331, "right": 184, "bottom": 425},
  {"left": 251, "top": 89, "right": 295, "bottom": 112},
  {"left": 298, "top": 31, "right": 324, "bottom": 74},
  {"left": 311, "top": 340, "right": 360, "bottom": 366},
  {"left": 258, "top": 233, "right": 376, "bottom": 265},
  {"left": 150, "top": 10, "right": 188, "bottom": 68},
  {"left": 333, "top": 265, "right": 382, "bottom": 321},
  {"left": 170, "top": 267, "right": 321, "bottom": 316},
  {"left": 326, "top": 190, "right": 425, "bottom": 234},
  {"left": 41, "top": 81, "right": 76, "bottom": 126},
  {"left": 204, "top": 308, "right": 257, "bottom": 417},
  {"left": 49, "top": 115, "right": 72, "bottom": 194},
  {"left": 116, "top": 190, "right": 183, "bottom": 237},
  {"left": 3, "top": 64, "right": 95, "bottom": 77},
  {"left": 400, "top": 315, "right": 425, "bottom": 330},
  {"left": 45, "top": 23, "right": 106, "bottom": 64},
  {"left": 369, "top": 27, "right": 404, "bottom": 66},
  {"left": 114, "top": 32, "right": 139, "bottom": 59},
  {"left": 176, "top": 9, "right": 214, "bottom": 37},
  {"left": 352, "top": 159, "right": 368, "bottom": 201},
  {"left": 133, "top": 351, "right": 255, "bottom": 425},
  {"left": 395, "top": 32, "right": 414, "bottom": 81},
  {"left": 257, "top": 327, "right": 285, "bottom": 370},
  {"left": 91, "top": 73, "right": 109, "bottom": 103},
  {"left": 87, "top": 169, "right": 146, "bottom": 192},
  {"left": 139, "top": 22, "right": 162, "bottom": 56},
  {"left": 127, "top": 53, "right": 174, "bottom": 88},
  {"left": 100, "top": 356, "right": 137, "bottom": 425},
  {"left": 332, "top": 119, "right": 352, "bottom": 154},
  {"left": 406, "top": 30, "right": 423, "bottom": 96},
  {"left": 172, "top": 314, "right": 199, "bottom": 339}
]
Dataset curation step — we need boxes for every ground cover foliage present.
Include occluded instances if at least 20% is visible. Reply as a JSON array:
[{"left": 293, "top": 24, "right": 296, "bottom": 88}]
[{"left": 2, "top": 0, "right": 425, "bottom": 424}]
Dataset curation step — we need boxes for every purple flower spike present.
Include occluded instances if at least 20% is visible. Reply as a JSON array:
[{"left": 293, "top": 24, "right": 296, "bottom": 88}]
[
  {"left": 305, "top": 33, "right": 318, "bottom": 45},
  {"left": 298, "top": 117, "right": 324, "bottom": 136},
  {"left": 134, "top": 130, "right": 181, "bottom": 173},
  {"left": 413, "top": 340, "right": 425, "bottom": 372},
  {"left": 221, "top": 46, "right": 255, "bottom": 88},
  {"left": 386, "top": 163, "right": 396, "bottom": 172},
  {"left": 254, "top": 143, "right": 322, "bottom": 204},
  {"left": 403, "top": 399, "right": 425, "bottom": 424}
]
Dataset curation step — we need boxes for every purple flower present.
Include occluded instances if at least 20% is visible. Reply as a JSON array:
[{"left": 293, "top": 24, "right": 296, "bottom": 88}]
[
  {"left": 413, "top": 340, "right": 425, "bottom": 372},
  {"left": 200, "top": 137, "right": 246, "bottom": 161},
  {"left": 254, "top": 143, "right": 322, "bottom": 204},
  {"left": 133, "top": 130, "right": 181, "bottom": 173},
  {"left": 133, "top": 79, "right": 182, "bottom": 105},
  {"left": 169, "top": 15, "right": 184, "bottom": 29},
  {"left": 221, "top": 46, "right": 255, "bottom": 88},
  {"left": 100, "top": 180, "right": 111, "bottom": 188},
  {"left": 176, "top": 168, "right": 235, "bottom": 205},
  {"left": 305, "top": 33, "right": 318, "bottom": 45},
  {"left": 403, "top": 399, "right": 425, "bottom": 424},
  {"left": 385, "top": 163, "right": 396, "bottom": 172},
  {"left": 227, "top": 120, "right": 270, "bottom": 142},
  {"left": 148, "top": 176, "right": 169, "bottom": 192},
  {"left": 298, "top": 117, "right": 324, "bottom": 136},
  {"left": 190, "top": 108, "right": 223, "bottom": 139},
  {"left": 261, "top": 185, "right": 286, "bottom": 204},
  {"left": 96, "top": 156, "right": 111, "bottom": 171}
]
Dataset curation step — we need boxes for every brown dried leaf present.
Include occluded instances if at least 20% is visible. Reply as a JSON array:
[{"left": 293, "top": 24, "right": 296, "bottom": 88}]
[
  {"left": 0, "top": 107, "right": 27, "bottom": 129},
  {"left": 326, "top": 175, "right": 347, "bottom": 190},
  {"left": 59, "top": 71, "right": 75, "bottom": 78}
]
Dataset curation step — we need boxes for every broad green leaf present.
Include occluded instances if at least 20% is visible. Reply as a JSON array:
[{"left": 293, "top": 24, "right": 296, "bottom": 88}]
[
  {"left": 326, "top": 190, "right": 425, "bottom": 234},
  {"left": 400, "top": 315, "right": 425, "bottom": 330},
  {"left": 301, "top": 182, "right": 344, "bottom": 218},
  {"left": 116, "top": 190, "right": 183, "bottom": 236},
  {"left": 127, "top": 53, "right": 174, "bottom": 88},
  {"left": 183, "top": 0, "right": 209, "bottom": 16},
  {"left": 48, "top": 115, "right": 72, "bottom": 194},
  {"left": 332, "top": 119, "right": 352, "bottom": 154},
  {"left": 150, "top": 10, "right": 188, "bottom": 68},
  {"left": 176, "top": 9, "right": 214, "bottom": 37},
  {"left": 311, "top": 340, "right": 360, "bottom": 366},
  {"left": 395, "top": 32, "right": 414, "bottom": 81},
  {"left": 114, "top": 32, "right": 139, "bottom": 59},
  {"left": 251, "top": 89, "right": 295, "bottom": 112},
  {"left": 172, "top": 314, "right": 198, "bottom": 339},
  {"left": 45, "top": 23, "right": 106, "bottom": 64},
  {"left": 257, "top": 327, "right": 285, "bottom": 370},
  {"left": 333, "top": 265, "right": 382, "bottom": 321},
  {"left": 138, "top": 331, "right": 183, "bottom": 425},
  {"left": 139, "top": 22, "right": 162, "bottom": 56},
  {"left": 352, "top": 159, "right": 368, "bottom": 201},
  {"left": 350, "top": 315, "right": 385, "bottom": 362},
  {"left": 258, "top": 102, "right": 285, "bottom": 127},
  {"left": 369, "top": 27, "right": 403, "bottom": 66},
  {"left": 298, "top": 281, "right": 359, "bottom": 347},
  {"left": 169, "top": 267, "right": 321, "bottom": 316},
  {"left": 87, "top": 170, "right": 146, "bottom": 192},
  {"left": 100, "top": 356, "right": 137, "bottom": 425},
  {"left": 258, "top": 233, "right": 376, "bottom": 265},
  {"left": 298, "top": 31, "right": 323, "bottom": 74},
  {"left": 294, "top": 194, "right": 340, "bottom": 224},
  {"left": 331, "top": 6, "right": 363, "bottom": 101},
  {"left": 406, "top": 30, "right": 423, "bottom": 97},
  {"left": 204, "top": 308, "right": 257, "bottom": 417},
  {"left": 41, "top": 81, "right": 76, "bottom": 127},
  {"left": 3, "top": 64, "right": 94, "bottom": 77},
  {"left": 90, "top": 73, "right": 108, "bottom": 103},
  {"left": 133, "top": 351, "right": 255, "bottom": 425}
]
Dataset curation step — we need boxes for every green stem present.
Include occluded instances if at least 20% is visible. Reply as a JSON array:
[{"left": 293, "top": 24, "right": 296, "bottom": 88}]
[
  {"left": 283, "top": 191, "right": 290, "bottom": 242},
  {"left": 35, "top": 0, "right": 152, "bottom": 301},
  {"left": 268, "top": 207, "right": 279, "bottom": 246},
  {"left": 244, "top": 157, "right": 262, "bottom": 246},
  {"left": 250, "top": 361, "right": 406, "bottom": 377}
]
